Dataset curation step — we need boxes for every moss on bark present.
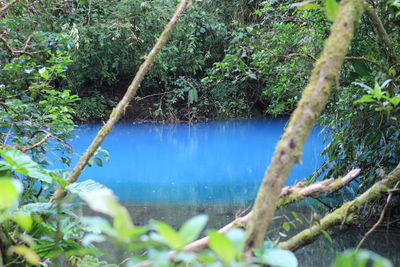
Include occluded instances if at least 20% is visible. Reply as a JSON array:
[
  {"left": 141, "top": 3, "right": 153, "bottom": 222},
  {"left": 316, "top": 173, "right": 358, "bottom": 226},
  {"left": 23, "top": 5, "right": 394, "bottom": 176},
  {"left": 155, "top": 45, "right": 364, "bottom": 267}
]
[
  {"left": 279, "top": 162, "right": 400, "bottom": 251},
  {"left": 244, "top": 0, "right": 365, "bottom": 252}
]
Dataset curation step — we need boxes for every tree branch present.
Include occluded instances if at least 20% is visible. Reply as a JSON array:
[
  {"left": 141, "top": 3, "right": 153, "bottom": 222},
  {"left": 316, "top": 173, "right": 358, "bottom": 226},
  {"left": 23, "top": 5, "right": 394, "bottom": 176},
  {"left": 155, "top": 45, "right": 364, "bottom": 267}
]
[
  {"left": 278, "top": 162, "right": 400, "bottom": 251},
  {"left": 0, "top": 130, "right": 69, "bottom": 152},
  {"left": 274, "top": 53, "right": 384, "bottom": 71},
  {"left": 0, "top": 34, "right": 44, "bottom": 57},
  {"left": 50, "top": 0, "right": 192, "bottom": 202},
  {"left": 364, "top": 6, "right": 398, "bottom": 68},
  {"left": 355, "top": 181, "right": 400, "bottom": 250},
  {"left": 183, "top": 169, "right": 360, "bottom": 252},
  {"left": 244, "top": 0, "right": 365, "bottom": 253},
  {"left": 0, "top": 0, "right": 18, "bottom": 14},
  {"left": 131, "top": 169, "right": 360, "bottom": 267},
  {"left": 364, "top": 6, "right": 398, "bottom": 96}
]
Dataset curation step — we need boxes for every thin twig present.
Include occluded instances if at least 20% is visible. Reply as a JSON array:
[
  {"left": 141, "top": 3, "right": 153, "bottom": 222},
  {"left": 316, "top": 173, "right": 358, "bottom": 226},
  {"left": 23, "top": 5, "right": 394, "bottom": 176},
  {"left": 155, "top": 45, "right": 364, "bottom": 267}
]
[
  {"left": 0, "top": 0, "right": 18, "bottom": 14},
  {"left": 355, "top": 181, "right": 400, "bottom": 250}
]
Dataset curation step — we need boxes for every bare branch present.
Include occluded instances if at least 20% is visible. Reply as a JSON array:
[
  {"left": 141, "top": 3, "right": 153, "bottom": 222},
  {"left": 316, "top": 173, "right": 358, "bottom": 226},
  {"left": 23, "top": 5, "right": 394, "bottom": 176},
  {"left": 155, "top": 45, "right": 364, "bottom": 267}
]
[
  {"left": 0, "top": 0, "right": 18, "bottom": 14},
  {"left": 50, "top": 0, "right": 192, "bottom": 202},
  {"left": 0, "top": 129, "right": 70, "bottom": 152},
  {"left": 0, "top": 34, "right": 45, "bottom": 57},
  {"left": 356, "top": 181, "right": 400, "bottom": 250}
]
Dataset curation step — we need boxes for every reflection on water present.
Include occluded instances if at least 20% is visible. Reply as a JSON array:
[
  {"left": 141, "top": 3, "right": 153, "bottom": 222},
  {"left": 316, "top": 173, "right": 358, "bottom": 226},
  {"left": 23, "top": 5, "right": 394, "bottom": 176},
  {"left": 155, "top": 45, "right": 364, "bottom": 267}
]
[
  {"left": 122, "top": 202, "right": 400, "bottom": 266},
  {"left": 68, "top": 118, "right": 399, "bottom": 265},
  {"left": 67, "top": 119, "right": 325, "bottom": 203}
]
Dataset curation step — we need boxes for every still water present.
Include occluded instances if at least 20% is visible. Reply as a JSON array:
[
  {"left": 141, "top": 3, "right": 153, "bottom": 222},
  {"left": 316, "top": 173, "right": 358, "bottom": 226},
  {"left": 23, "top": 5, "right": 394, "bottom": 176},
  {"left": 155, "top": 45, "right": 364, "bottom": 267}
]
[
  {"left": 69, "top": 118, "right": 325, "bottom": 204},
  {"left": 67, "top": 119, "right": 399, "bottom": 266}
]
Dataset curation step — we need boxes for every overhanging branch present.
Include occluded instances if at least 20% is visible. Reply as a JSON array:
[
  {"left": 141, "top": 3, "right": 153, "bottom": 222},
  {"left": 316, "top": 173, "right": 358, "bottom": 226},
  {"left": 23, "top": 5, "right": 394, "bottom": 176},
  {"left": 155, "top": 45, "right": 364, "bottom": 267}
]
[
  {"left": 278, "top": 163, "right": 400, "bottom": 251},
  {"left": 183, "top": 169, "right": 360, "bottom": 252},
  {"left": 244, "top": 0, "right": 365, "bottom": 252},
  {"left": 50, "top": 0, "right": 192, "bottom": 202}
]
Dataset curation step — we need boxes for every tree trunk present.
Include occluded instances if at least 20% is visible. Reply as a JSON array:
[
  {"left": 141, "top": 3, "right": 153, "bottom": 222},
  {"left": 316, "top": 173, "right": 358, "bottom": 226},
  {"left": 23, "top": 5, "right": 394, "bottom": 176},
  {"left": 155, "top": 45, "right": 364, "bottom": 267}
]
[
  {"left": 244, "top": 0, "right": 365, "bottom": 252},
  {"left": 364, "top": 6, "right": 398, "bottom": 96}
]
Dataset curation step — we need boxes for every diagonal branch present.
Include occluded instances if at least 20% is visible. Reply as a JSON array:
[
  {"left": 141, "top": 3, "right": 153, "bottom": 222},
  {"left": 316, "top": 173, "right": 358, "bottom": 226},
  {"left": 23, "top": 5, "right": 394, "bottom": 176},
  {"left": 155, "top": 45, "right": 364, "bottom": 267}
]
[
  {"left": 0, "top": 35, "right": 44, "bottom": 57},
  {"left": 243, "top": 0, "right": 365, "bottom": 253},
  {"left": 0, "top": 0, "right": 18, "bottom": 14},
  {"left": 0, "top": 130, "right": 69, "bottom": 152},
  {"left": 279, "top": 162, "right": 400, "bottom": 251},
  {"left": 50, "top": 0, "right": 192, "bottom": 202},
  {"left": 355, "top": 181, "right": 400, "bottom": 250},
  {"left": 132, "top": 169, "right": 360, "bottom": 267},
  {"left": 183, "top": 169, "right": 360, "bottom": 252}
]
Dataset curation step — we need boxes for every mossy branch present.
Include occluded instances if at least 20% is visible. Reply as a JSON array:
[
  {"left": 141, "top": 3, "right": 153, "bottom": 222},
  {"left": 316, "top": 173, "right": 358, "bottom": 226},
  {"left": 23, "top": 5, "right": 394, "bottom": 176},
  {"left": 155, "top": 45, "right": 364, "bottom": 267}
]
[
  {"left": 50, "top": 0, "right": 191, "bottom": 202},
  {"left": 364, "top": 6, "right": 398, "bottom": 96},
  {"left": 279, "top": 162, "right": 400, "bottom": 251},
  {"left": 244, "top": 0, "right": 365, "bottom": 252},
  {"left": 364, "top": 6, "right": 398, "bottom": 69},
  {"left": 183, "top": 169, "right": 360, "bottom": 252}
]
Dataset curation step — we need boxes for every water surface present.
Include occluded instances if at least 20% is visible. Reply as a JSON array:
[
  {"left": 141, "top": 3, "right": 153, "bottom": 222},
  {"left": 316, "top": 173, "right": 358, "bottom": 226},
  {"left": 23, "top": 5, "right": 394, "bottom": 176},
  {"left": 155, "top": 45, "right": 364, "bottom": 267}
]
[
  {"left": 68, "top": 119, "right": 325, "bottom": 204},
  {"left": 67, "top": 119, "right": 400, "bottom": 266}
]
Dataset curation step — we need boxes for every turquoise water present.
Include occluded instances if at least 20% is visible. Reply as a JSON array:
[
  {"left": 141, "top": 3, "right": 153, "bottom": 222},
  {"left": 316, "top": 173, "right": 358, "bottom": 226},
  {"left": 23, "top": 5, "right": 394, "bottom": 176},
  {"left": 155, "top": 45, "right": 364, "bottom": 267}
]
[{"left": 67, "top": 119, "right": 325, "bottom": 204}]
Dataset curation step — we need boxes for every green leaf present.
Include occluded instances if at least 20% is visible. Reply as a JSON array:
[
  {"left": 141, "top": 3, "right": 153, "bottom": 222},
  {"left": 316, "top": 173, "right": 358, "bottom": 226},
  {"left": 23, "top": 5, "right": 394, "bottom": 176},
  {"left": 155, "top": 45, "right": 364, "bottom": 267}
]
[
  {"left": 282, "top": 222, "right": 291, "bottom": 232},
  {"left": 154, "top": 221, "right": 184, "bottom": 250},
  {"left": 354, "top": 95, "right": 375, "bottom": 104},
  {"left": 20, "top": 203, "right": 55, "bottom": 214},
  {"left": 292, "top": 1, "right": 320, "bottom": 10},
  {"left": 38, "top": 67, "right": 50, "bottom": 79},
  {"left": 298, "top": 3, "right": 320, "bottom": 10},
  {"left": 10, "top": 246, "right": 40, "bottom": 266},
  {"left": 208, "top": 231, "right": 237, "bottom": 263},
  {"left": 321, "top": 229, "right": 333, "bottom": 243},
  {"left": 226, "top": 228, "right": 245, "bottom": 254},
  {"left": 0, "top": 178, "right": 23, "bottom": 210},
  {"left": 371, "top": 81, "right": 383, "bottom": 99},
  {"left": 331, "top": 249, "right": 393, "bottom": 267},
  {"left": 95, "top": 157, "right": 103, "bottom": 167},
  {"left": 78, "top": 187, "right": 119, "bottom": 218},
  {"left": 325, "top": 0, "right": 339, "bottom": 21},
  {"left": 48, "top": 172, "right": 67, "bottom": 187},
  {"left": 81, "top": 216, "right": 116, "bottom": 237},
  {"left": 353, "top": 61, "right": 370, "bottom": 77},
  {"left": 0, "top": 148, "right": 52, "bottom": 183},
  {"left": 66, "top": 179, "right": 105, "bottom": 194},
  {"left": 389, "top": 96, "right": 400, "bottom": 106},
  {"left": 261, "top": 248, "right": 298, "bottom": 267},
  {"left": 13, "top": 213, "right": 33, "bottom": 231},
  {"left": 178, "top": 215, "right": 208, "bottom": 245}
]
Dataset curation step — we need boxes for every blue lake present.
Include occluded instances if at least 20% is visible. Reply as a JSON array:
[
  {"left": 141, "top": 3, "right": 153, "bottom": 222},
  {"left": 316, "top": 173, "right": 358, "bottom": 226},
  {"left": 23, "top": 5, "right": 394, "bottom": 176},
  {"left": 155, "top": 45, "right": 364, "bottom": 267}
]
[{"left": 65, "top": 118, "right": 326, "bottom": 204}]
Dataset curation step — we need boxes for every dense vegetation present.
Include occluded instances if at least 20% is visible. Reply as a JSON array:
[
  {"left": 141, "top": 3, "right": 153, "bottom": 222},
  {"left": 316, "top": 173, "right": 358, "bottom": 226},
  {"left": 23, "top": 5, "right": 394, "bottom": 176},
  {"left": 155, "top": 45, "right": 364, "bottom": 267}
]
[{"left": 0, "top": 0, "right": 399, "bottom": 266}]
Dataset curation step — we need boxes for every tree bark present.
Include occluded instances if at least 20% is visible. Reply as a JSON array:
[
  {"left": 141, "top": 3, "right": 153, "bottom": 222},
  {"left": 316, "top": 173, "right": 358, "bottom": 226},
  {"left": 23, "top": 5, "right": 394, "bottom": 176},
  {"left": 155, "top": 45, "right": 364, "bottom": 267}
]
[
  {"left": 279, "top": 162, "right": 400, "bottom": 251},
  {"left": 184, "top": 169, "right": 360, "bottom": 252},
  {"left": 244, "top": 0, "right": 365, "bottom": 253},
  {"left": 0, "top": 0, "right": 18, "bottom": 14},
  {"left": 364, "top": 6, "right": 398, "bottom": 69},
  {"left": 50, "top": 0, "right": 191, "bottom": 202},
  {"left": 364, "top": 6, "right": 398, "bottom": 96}
]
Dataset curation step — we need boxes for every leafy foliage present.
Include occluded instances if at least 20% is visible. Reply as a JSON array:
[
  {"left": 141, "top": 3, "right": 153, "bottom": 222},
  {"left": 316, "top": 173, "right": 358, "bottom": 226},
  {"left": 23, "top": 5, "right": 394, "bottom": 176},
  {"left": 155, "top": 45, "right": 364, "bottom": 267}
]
[
  {"left": 1, "top": 0, "right": 399, "bottom": 266},
  {"left": 331, "top": 249, "right": 393, "bottom": 267}
]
